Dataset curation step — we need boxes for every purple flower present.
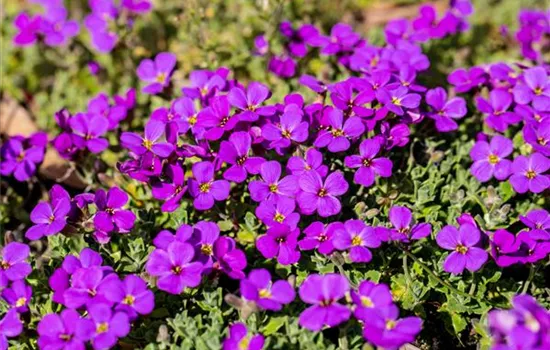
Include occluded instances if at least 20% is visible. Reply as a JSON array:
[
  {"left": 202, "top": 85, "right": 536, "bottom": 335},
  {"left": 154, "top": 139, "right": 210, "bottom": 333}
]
[
  {"left": 520, "top": 209, "right": 550, "bottom": 241},
  {"left": 286, "top": 148, "right": 328, "bottom": 178},
  {"left": 380, "top": 122, "right": 410, "bottom": 150},
  {"left": 351, "top": 281, "right": 393, "bottom": 321},
  {"left": 298, "top": 221, "right": 343, "bottom": 255},
  {"left": 280, "top": 22, "right": 319, "bottom": 57},
  {"left": 253, "top": 35, "right": 268, "bottom": 56},
  {"left": 69, "top": 113, "right": 109, "bottom": 153},
  {"left": 152, "top": 164, "right": 187, "bottom": 212},
  {"left": 376, "top": 86, "right": 421, "bottom": 116},
  {"left": 513, "top": 67, "right": 550, "bottom": 106},
  {"left": 297, "top": 170, "right": 348, "bottom": 217},
  {"left": 222, "top": 323, "right": 265, "bottom": 350},
  {"left": 228, "top": 82, "right": 275, "bottom": 122},
  {"left": 26, "top": 195, "right": 70, "bottom": 240},
  {"left": 188, "top": 161, "right": 230, "bottom": 210},
  {"left": 509, "top": 153, "right": 550, "bottom": 194},
  {"left": 329, "top": 80, "right": 374, "bottom": 117},
  {"left": 87, "top": 93, "right": 128, "bottom": 130},
  {"left": 298, "top": 273, "right": 351, "bottom": 331},
  {"left": 121, "top": 121, "right": 174, "bottom": 158},
  {"left": 219, "top": 131, "right": 265, "bottom": 183},
  {"left": 38, "top": 309, "right": 91, "bottom": 350},
  {"left": 256, "top": 224, "right": 300, "bottom": 265},
  {"left": 212, "top": 237, "right": 247, "bottom": 280},
  {"left": 361, "top": 304, "right": 423, "bottom": 348},
  {"left": 489, "top": 229, "right": 522, "bottom": 267},
  {"left": 475, "top": 89, "right": 521, "bottom": 132},
  {"left": 333, "top": 220, "right": 381, "bottom": 263},
  {"left": 426, "top": 87, "right": 467, "bottom": 132},
  {"left": 153, "top": 224, "right": 192, "bottom": 250},
  {"left": 2, "top": 280, "right": 32, "bottom": 312},
  {"left": 136, "top": 52, "right": 177, "bottom": 94},
  {"left": 197, "top": 95, "right": 239, "bottom": 141},
  {"left": 268, "top": 56, "right": 296, "bottom": 79},
  {"left": 436, "top": 224, "right": 488, "bottom": 274},
  {"left": 181, "top": 69, "right": 226, "bottom": 101},
  {"left": 313, "top": 108, "right": 365, "bottom": 152},
  {"left": 262, "top": 107, "right": 309, "bottom": 149},
  {"left": 77, "top": 302, "right": 130, "bottom": 350},
  {"left": 94, "top": 186, "right": 136, "bottom": 235},
  {"left": 344, "top": 138, "right": 393, "bottom": 187},
  {"left": 84, "top": 1, "right": 118, "bottom": 53},
  {"left": 524, "top": 122, "right": 550, "bottom": 156},
  {"left": 447, "top": 67, "right": 486, "bottom": 93},
  {"left": 145, "top": 241, "right": 203, "bottom": 294},
  {"left": 62, "top": 267, "right": 109, "bottom": 309},
  {"left": 13, "top": 13, "right": 41, "bottom": 46},
  {"left": 39, "top": 6, "right": 79, "bottom": 46},
  {"left": 240, "top": 268, "right": 295, "bottom": 311},
  {"left": 256, "top": 197, "right": 300, "bottom": 230},
  {"left": 386, "top": 206, "right": 431, "bottom": 242},
  {"left": 299, "top": 75, "right": 327, "bottom": 94},
  {"left": 0, "top": 310, "right": 23, "bottom": 350},
  {"left": 249, "top": 161, "right": 299, "bottom": 202},
  {"left": 100, "top": 274, "right": 155, "bottom": 319},
  {"left": 0, "top": 136, "right": 45, "bottom": 182},
  {"left": 469, "top": 135, "right": 514, "bottom": 182},
  {"left": 189, "top": 221, "right": 219, "bottom": 268}
]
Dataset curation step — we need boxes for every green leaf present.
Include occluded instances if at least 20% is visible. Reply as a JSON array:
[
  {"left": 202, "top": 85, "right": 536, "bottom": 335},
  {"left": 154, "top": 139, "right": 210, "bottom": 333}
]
[
  {"left": 451, "top": 313, "right": 467, "bottom": 334},
  {"left": 262, "top": 316, "right": 287, "bottom": 336}
]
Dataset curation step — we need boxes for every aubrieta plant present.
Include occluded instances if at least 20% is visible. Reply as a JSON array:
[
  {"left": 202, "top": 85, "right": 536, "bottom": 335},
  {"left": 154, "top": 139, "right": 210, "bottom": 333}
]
[{"left": 1, "top": 0, "right": 550, "bottom": 349}]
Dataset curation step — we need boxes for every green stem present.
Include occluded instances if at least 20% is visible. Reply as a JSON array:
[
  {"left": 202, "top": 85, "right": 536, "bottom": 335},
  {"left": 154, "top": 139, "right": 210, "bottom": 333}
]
[
  {"left": 403, "top": 254, "right": 419, "bottom": 303},
  {"left": 403, "top": 250, "right": 472, "bottom": 300},
  {"left": 522, "top": 265, "right": 536, "bottom": 294}
]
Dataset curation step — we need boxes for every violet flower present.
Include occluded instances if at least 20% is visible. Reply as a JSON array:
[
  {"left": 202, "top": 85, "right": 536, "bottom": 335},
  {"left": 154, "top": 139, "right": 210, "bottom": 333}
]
[
  {"left": 436, "top": 224, "right": 488, "bottom": 274},
  {"left": 298, "top": 221, "right": 343, "bottom": 255},
  {"left": 77, "top": 302, "right": 130, "bottom": 350},
  {"left": 136, "top": 52, "right": 177, "bottom": 94},
  {"left": 2, "top": 280, "right": 32, "bottom": 313},
  {"left": 509, "top": 153, "right": 550, "bottom": 194},
  {"left": 87, "top": 93, "right": 128, "bottom": 130},
  {"left": 219, "top": 131, "right": 265, "bottom": 183},
  {"left": 196, "top": 95, "right": 239, "bottom": 141},
  {"left": 153, "top": 224, "right": 193, "bottom": 250},
  {"left": 100, "top": 274, "right": 155, "bottom": 319},
  {"left": 181, "top": 69, "right": 226, "bottom": 101},
  {"left": 69, "top": 113, "right": 109, "bottom": 153},
  {"left": 524, "top": 122, "right": 550, "bottom": 156},
  {"left": 298, "top": 273, "right": 351, "bottom": 331},
  {"left": 0, "top": 136, "right": 45, "bottom": 182},
  {"left": 94, "top": 186, "right": 136, "bottom": 234},
  {"left": 268, "top": 55, "right": 297, "bottom": 79},
  {"left": 475, "top": 89, "right": 521, "bottom": 132},
  {"left": 313, "top": 108, "right": 365, "bottom": 152},
  {"left": 0, "top": 310, "right": 23, "bottom": 350},
  {"left": 222, "top": 323, "right": 264, "bottom": 350},
  {"left": 361, "top": 304, "right": 423, "bottom": 348},
  {"left": 520, "top": 209, "right": 550, "bottom": 241},
  {"left": 469, "top": 135, "right": 514, "bottom": 182},
  {"left": 189, "top": 221, "right": 219, "bottom": 268},
  {"left": 62, "top": 267, "right": 109, "bottom": 309},
  {"left": 256, "top": 197, "right": 300, "bottom": 230},
  {"left": 286, "top": 148, "right": 328, "bottom": 178},
  {"left": 26, "top": 196, "right": 70, "bottom": 240},
  {"left": 188, "top": 161, "right": 230, "bottom": 211},
  {"left": 296, "top": 170, "right": 349, "bottom": 217},
  {"left": 333, "top": 220, "right": 381, "bottom": 263},
  {"left": 152, "top": 164, "right": 187, "bottom": 212},
  {"left": 39, "top": 6, "right": 79, "bottom": 46},
  {"left": 121, "top": 120, "right": 174, "bottom": 158},
  {"left": 513, "top": 67, "right": 550, "bottom": 106},
  {"left": 228, "top": 82, "right": 275, "bottom": 122},
  {"left": 376, "top": 86, "right": 421, "bottom": 116},
  {"left": 249, "top": 161, "right": 299, "bottom": 202},
  {"left": 447, "top": 67, "right": 486, "bottom": 93},
  {"left": 262, "top": 107, "right": 309, "bottom": 149},
  {"left": 426, "top": 87, "right": 467, "bottom": 132},
  {"left": 240, "top": 268, "right": 295, "bottom": 311},
  {"left": 256, "top": 224, "right": 300, "bottom": 265},
  {"left": 145, "top": 241, "right": 203, "bottom": 294},
  {"left": 38, "top": 309, "right": 91, "bottom": 350},
  {"left": 351, "top": 281, "right": 393, "bottom": 321},
  {"left": 344, "top": 138, "right": 393, "bottom": 187},
  {"left": 13, "top": 13, "right": 41, "bottom": 46},
  {"left": 212, "top": 237, "right": 247, "bottom": 280},
  {"left": 386, "top": 206, "right": 431, "bottom": 242}
]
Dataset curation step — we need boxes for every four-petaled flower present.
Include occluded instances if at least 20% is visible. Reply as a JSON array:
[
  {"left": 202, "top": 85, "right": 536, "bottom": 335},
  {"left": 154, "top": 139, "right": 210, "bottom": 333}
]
[
  {"left": 436, "top": 224, "right": 488, "bottom": 274},
  {"left": 470, "top": 135, "right": 514, "bottom": 182},
  {"left": 297, "top": 170, "right": 349, "bottom": 217},
  {"left": 137, "top": 52, "right": 177, "bottom": 94},
  {"left": 344, "top": 138, "right": 393, "bottom": 187},
  {"left": 188, "top": 161, "right": 230, "bottom": 210}
]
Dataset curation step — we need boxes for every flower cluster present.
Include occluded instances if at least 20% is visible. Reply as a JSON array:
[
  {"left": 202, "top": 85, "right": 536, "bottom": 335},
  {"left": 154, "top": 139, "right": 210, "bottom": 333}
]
[
  {"left": 515, "top": 9, "right": 550, "bottom": 62},
  {"left": 41, "top": 247, "right": 154, "bottom": 349},
  {"left": 0, "top": 132, "right": 47, "bottom": 182}
]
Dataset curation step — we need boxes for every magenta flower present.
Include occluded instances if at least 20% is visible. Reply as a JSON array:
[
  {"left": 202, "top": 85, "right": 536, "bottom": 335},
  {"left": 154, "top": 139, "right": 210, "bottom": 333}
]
[
  {"left": 509, "top": 153, "right": 550, "bottom": 194},
  {"left": 520, "top": 209, "right": 550, "bottom": 241},
  {"left": 298, "top": 221, "right": 343, "bottom": 255},
  {"left": 26, "top": 196, "right": 70, "bottom": 240},
  {"left": 262, "top": 108, "right": 309, "bottom": 149},
  {"left": 298, "top": 273, "right": 351, "bottom": 331},
  {"left": 196, "top": 95, "right": 239, "bottom": 141},
  {"left": 426, "top": 87, "right": 467, "bottom": 132},
  {"left": 121, "top": 120, "right": 174, "bottom": 158},
  {"left": 329, "top": 80, "right": 374, "bottom": 117},
  {"left": 333, "top": 220, "right": 381, "bottom": 263},
  {"left": 361, "top": 304, "right": 423, "bottom": 348},
  {"left": 0, "top": 310, "right": 23, "bottom": 350},
  {"left": 189, "top": 221, "right": 219, "bottom": 268},
  {"left": 145, "top": 241, "right": 203, "bottom": 294},
  {"left": 77, "top": 302, "right": 130, "bottom": 350},
  {"left": 2, "top": 280, "right": 32, "bottom": 312},
  {"left": 152, "top": 164, "right": 187, "bottom": 212},
  {"left": 297, "top": 170, "right": 349, "bottom": 217},
  {"left": 376, "top": 86, "right": 421, "bottom": 116},
  {"left": 13, "top": 13, "right": 41, "bottom": 46},
  {"left": 69, "top": 113, "right": 109, "bottom": 153},
  {"left": 219, "top": 131, "right": 265, "bottom": 183},
  {"left": 351, "top": 281, "right": 393, "bottom": 321},
  {"left": 181, "top": 69, "right": 226, "bottom": 101},
  {"left": 268, "top": 55, "right": 297, "bottom": 79},
  {"left": 212, "top": 237, "right": 247, "bottom": 280},
  {"left": 447, "top": 67, "right": 486, "bottom": 93},
  {"left": 513, "top": 67, "right": 550, "bottom": 106},
  {"left": 0, "top": 136, "right": 45, "bottom": 182},
  {"left": 153, "top": 224, "right": 192, "bottom": 250},
  {"left": 380, "top": 122, "right": 410, "bottom": 150},
  {"left": 87, "top": 93, "right": 128, "bottom": 130},
  {"left": 240, "top": 269, "right": 295, "bottom": 311},
  {"left": 256, "top": 197, "right": 300, "bottom": 230},
  {"left": 38, "top": 309, "right": 91, "bottom": 350},
  {"left": 344, "top": 138, "right": 392, "bottom": 187},
  {"left": 222, "top": 323, "right": 265, "bottom": 350},
  {"left": 100, "top": 274, "right": 155, "bottom": 319},
  {"left": 188, "top": 161, "right": 230, "bottom": 210},
  {"left": 228, "top": 82, "right": 275, "bottom": 122},
  {"left": 469, "top": 135, "right": 513, "bottom": 182},
  {"left": 249, "top": 161, "right": 299, "bottom": 202},
  {"left": 489, "top": 229, "right": 522, "bottom": 267},
  {"left": 39, "top": 6, "right": 79, "bottom": 46},
  {"left": 256, "top": 224, "right": 300, "bottom": 265},
  {"left": 314, "top": 108, "right": 365, "bottom": 152},
  {"left": 93, "top": 186, "right": 136, "bottom": 235},
  {"left": 475, "top": 89, "right": 521, "bottom": 132},
  {"left": 436, "top": 224, "right": 488, "bottom": 274},
  {"left": 386, "top": 206, "right": 431, "bottom": 242},
  {"left": 286, "top": 148, "right": 328, "bottom": 178},
  {"left": 62, "top": 267, "right": 109, "bottom": 309},
  {"left": 136, "top": 52, "right": 177, "bottom": 94},
  {"left": 524, "top": 122, "right": 550, "bottom": 156}
]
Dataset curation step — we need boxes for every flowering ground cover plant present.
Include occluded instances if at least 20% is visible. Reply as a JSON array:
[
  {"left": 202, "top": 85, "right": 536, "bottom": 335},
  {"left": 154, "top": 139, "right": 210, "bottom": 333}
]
[{"left": 1, "top": 0, "right": 549, "bottom": 349}]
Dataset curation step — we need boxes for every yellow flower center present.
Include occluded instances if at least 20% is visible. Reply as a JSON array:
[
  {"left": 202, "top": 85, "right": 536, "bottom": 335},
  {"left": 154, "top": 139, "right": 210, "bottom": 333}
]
[
  {"left": 156, "top": 73, "right": 166, "bottom": 84},
  {"left": 455, "top": 245, "right": 469, "bottom": 254},
  {"left": 143, "top": 139, "right": 153, "bottom": 150},
  {"left": 362, "top": 158, "right": 372, "bottom": 167},
  {"left": 1, "top": 260, "right": 10, "bottom": 270},
  {"left": 525, "top": 313, "right": 541, "bottom": 332},
  {"left": 15, "top": 297, "right": 27, "bottom": 307},
  {"left": 526, "top": 170, "right": 537, "bottom": 179},
  {"left": 269, "top": 184, "right": 278, "bottom": 193},
  {"left": 200, "top": 182, "right": 211, "bottom": 193},
  {"left": 200, "top": 244, "right": 213, "bottom": 255},
  {"left": 391, "top": 97, "right": 401, "bottom": 106},
  {"left": 172, "top": 266, "right": 182, "bottom": 274},
  {"left": 534, "top": 87, "right": 543, "bottom": 95},
  {"left": 274, "top": 213, "right": 285, "bottom": 223},
  {"left": 488, "top": 154, "right": 500, "bottom": 164},
  {"left": 331, "top": 128, "right": 344, "bottom": 137},
  {"left": 351, "top": 235, "right": 363, "bottom": 246},
  {"left": 17, "top": 152, "right": 25, "bottom": 162},
  {"left": 239, "top": 336, "right": 250, "bottom": 350},
  {"left": 123, "top": 295, "right": 135, "bottom": 305},
  {"left": 360, "top": 296, "right": 373, "bottom": 307},
  {"left": 188, "top": 115, "right": 197, "bottom": 126},
  {"left": 386, "top": 319, "right": 397, "bottom": 330},
  {"left": 96, "top": 322, "right": 109, "bottom": 334},
  {"left": 236, "top": 156, "right": 247, "bottom": 166},
  {"left": 318, "top": 188, "right": 327, "bottom": 197},
  {"left": 59, "top": 334, "right": 72, "bottom": 341},
  {"left": 538, "top": 137, "right": 547, "bottom": 146},
  {"left": 282, "top": 129, "right": 292, "bottom": 139},
  {"left": 259, "top": 288, "right": 272, "bottom": 298}
]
